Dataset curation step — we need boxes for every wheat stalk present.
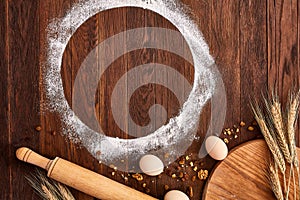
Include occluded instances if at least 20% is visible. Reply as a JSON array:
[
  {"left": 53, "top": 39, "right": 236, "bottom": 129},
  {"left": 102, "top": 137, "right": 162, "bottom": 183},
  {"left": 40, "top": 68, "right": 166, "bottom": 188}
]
[
  {"left": 287, "top": 91, "right": 300, "bottom": 162},
  {"left": 251, "top": 89, "right": 300, "bottom": 200},
  {"left": 41, "top": 185, "right": 56, "bottom": 200},
  {"left": 266, "top": 93, "right": 292, "bottom": 164},
  {"left": 26, "top": 169, "right": 75, "bottom": 200},
  {"left": 268, "top": 162, "right": 284, "bottom": 200},
  {"left": 251, "top": 101, "right": 286, "bottom": 174},
  {"left": 57, "top": 183, "right": 75, "bottom": 200},
  {"left": 287, "top": 91, "right": 300, "bottom": 199},
  {"left": 292, "top": 167, "right": 296, "bottom": 200}
]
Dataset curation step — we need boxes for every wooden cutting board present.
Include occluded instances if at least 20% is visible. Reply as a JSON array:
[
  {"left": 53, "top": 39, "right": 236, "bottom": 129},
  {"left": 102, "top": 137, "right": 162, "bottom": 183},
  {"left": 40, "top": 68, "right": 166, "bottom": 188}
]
[{"left": 203, "top": 140, "right": 300, "bottom": 200}]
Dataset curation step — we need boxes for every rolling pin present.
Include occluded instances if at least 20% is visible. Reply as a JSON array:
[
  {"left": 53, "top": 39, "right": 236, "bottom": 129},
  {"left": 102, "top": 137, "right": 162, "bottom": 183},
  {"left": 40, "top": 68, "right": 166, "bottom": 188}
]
[{"left": 16, "top": 147, "right": 158, "bottom": 200}]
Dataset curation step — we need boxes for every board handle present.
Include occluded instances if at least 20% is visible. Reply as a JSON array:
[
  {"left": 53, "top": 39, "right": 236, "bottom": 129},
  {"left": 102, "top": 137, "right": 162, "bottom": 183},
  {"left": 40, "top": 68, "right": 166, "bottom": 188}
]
[{"left": 16, "top": 147, "right": 53, "bottom": 170}]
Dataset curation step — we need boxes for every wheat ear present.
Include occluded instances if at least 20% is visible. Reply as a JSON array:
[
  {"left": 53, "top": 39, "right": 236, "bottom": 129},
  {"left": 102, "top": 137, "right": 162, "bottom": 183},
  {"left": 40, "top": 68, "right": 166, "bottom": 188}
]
[
  {"left": 287, "top": 91, "right": 299, "bottom": 161},
  {"left": 268, "top": 162, "right": 284, "bottom": 200},
  {"left": 26, "top": 169, "right": 75, "bottom": 200},
  {"left": 251, "top": 101, "right": 286, "bottom": 174},
  {"left": 265, "top": 94, "right": 292, "bottom": 164},
  {"left": 41, "top": 185, "right": 56, "bottom": 200},
  {"left": 57, "top": 183, "right": 75, "bottom": 200},
  {"left": 251, "top": 100, "right": 288, "bottom": 198},
  {"left": 287, "top": 90, "right": 300, "bottom": 199}
]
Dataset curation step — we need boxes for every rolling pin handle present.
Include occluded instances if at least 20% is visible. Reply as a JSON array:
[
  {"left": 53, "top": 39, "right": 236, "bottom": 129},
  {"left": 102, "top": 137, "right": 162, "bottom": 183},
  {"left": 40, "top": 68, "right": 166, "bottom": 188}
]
[{"left": 16, "top": 147, "right": 53, "bottom": 170}]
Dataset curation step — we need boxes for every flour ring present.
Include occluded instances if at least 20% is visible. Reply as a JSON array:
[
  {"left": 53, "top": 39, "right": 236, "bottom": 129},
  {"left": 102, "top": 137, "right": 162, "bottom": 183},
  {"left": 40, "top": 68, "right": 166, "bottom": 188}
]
[{"left": 45, "top": 0, "right": 224, "bottom": 172}]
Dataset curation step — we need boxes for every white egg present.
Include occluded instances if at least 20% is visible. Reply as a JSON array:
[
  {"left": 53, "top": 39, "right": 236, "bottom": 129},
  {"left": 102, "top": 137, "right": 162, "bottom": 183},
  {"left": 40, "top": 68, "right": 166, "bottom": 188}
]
[
  {"left": 205, "top": 136, "right": 228, "bottom": 160},
  {"left": 164, "top": 190, "right": 190, "bottom": 200},
  {"left": 139, "top": 154, "right": 164, "bottom": 176}
]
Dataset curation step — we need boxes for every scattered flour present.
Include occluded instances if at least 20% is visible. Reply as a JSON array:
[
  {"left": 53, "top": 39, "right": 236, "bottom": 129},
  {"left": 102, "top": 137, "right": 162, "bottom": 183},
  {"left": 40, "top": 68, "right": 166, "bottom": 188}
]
[{"left": 44, "top": 0, "right": 223, "bottom": 172}]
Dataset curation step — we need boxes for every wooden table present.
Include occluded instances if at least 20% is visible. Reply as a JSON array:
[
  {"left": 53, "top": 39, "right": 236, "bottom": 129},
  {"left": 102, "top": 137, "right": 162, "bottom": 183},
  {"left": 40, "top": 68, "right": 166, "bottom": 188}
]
[{"left": 1, "top": 0, "right": 299, "bottom": 199}]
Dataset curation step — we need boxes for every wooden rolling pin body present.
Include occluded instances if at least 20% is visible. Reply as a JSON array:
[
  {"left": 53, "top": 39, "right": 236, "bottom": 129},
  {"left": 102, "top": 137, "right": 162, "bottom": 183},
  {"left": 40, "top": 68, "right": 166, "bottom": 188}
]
[{"left": 16, "top": 147, "right": 157, "bottom": 200}]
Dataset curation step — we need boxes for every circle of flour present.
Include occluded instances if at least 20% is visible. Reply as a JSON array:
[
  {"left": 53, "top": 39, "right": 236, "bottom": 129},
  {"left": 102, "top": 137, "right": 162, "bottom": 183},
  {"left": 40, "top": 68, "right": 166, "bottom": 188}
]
[{"left": 45, "top": 0, "right": 226, "bottom": 172}]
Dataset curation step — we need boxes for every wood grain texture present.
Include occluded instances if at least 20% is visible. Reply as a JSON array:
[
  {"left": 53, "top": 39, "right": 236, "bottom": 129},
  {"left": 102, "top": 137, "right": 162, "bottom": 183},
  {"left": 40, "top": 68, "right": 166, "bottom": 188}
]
[
  {"left": 39, "top": 0, "right": 77, "bottom": 189},
  {"left": 1, "top": 0, "right": 300, "bottom": 199},
  {"left": 211, "top": 0, "right": 241, "bottom": 149},
  {"left": 0, "top": 1, "right": 10, "bottom": 199},
  {"left": 203, "top": 140, "right": 300, "bottom": 200},
  {"left": 240, "top": 0, "right": 268, "bottom": 142},
  {"left": 268, "top": 0, "right": 299, "bottom": 146},
  {"left": 8, "top": 0, "right": 41, "bottom": 199}
]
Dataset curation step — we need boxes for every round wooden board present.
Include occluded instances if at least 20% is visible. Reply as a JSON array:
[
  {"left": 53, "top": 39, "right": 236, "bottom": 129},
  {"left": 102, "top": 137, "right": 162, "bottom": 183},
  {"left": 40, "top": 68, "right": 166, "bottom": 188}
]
[{"left": 203, "top": 140, "right": 300, "bottom": 200}]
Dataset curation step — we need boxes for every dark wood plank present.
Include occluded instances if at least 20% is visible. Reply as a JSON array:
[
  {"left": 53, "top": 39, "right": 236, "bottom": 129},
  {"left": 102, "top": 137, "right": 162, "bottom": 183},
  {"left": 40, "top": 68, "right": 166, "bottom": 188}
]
[
  {"left": 210, "top": 0, "right": 241, "bottom": 149},
  {"left": 179, "top": 1, "right": 214, "bottom": 198},
  {"left": 39, "top": 0, "right": 72, "bottom": 157},
  {"left": 126, "top": 45, "right": 158, "bottom": 197},
  {"left": 99, "top": 8, "right": 128, "bottom": 139},
  {"left": 39, "top": 0, "right": 72, "bottom": 170},
  {"left": 267, "top": 0, "right": 276, "bottom": 91},
  {"left": 181, "top": 1, "right": 243, "bottom": 198},
  {"left": 150, "top": 5, "right": 198, "bottom": 199},
  {"left": 240, "top": 0, "right": 268, "bottom": 141},
  {"left": 96, "top": 8, "right": 130, "bottom": 199},
  {"left": 0, "top": 1, "right": 10, "bottom": 199},
  {"left": 275, "top": 0, "right": 298, "bottom": 100},
  {"left": 39, "top": 1, "right": 90, "bottom": 199},
  {"left": 8, "top": 0, "right": 41, "bottom": 199},
  {"left": 268, "top": 0, "right": 299, "bottom": 146},
  {"left": 39, "top": 1, "right": 97, "bottom": 199},
  {"left": 182, "top": 0, "right": 211, "bottom": 140},
  {"left": 68, "top": 2, "right": 99, "bottom": 199}
]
